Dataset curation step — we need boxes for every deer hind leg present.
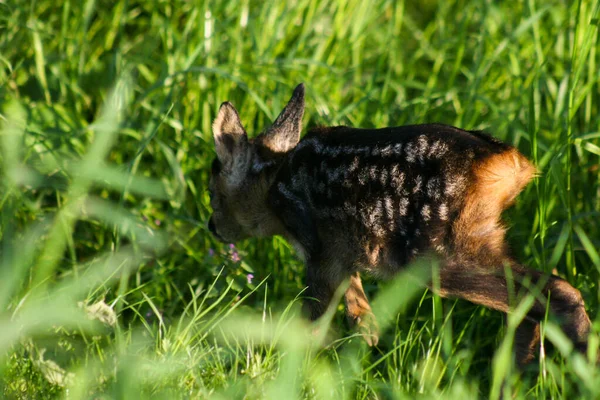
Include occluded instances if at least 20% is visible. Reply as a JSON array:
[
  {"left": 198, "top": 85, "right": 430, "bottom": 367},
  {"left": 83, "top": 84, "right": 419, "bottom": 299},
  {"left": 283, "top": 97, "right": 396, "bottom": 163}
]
[
  {"left": 542, "top": 276, "right": 591, "bottom": 354},
  {"left": 436, "top": 262, "right": 591, "bottom": 365},
  {"left": 447, "top": 148, "right": 591, "bottom": 363},
  {"left": 515, "top": 320, "right": 540, "bottom": 367},
  {"left": 344, "top": 272, "right": 379, "bottom": 346}
]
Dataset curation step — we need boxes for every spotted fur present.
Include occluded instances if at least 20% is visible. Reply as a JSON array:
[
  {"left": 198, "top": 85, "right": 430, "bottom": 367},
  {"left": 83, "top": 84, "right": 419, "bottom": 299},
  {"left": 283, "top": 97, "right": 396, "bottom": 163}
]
[{"left": 208, "top": 84, "right": 593, "bottom": 365}]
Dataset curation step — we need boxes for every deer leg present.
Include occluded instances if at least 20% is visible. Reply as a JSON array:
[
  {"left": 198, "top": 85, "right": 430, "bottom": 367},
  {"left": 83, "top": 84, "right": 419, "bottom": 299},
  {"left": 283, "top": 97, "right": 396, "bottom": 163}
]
[
  {"left": 542, "top": 276, "right": 591, "bottom": 354},
  {"left": 436, "top": 261, "right": 591, "bottom": 365},
  {"left": 303, "top": 260, "right": 346, "bottom": 321},
  {"left": 515, "top": 320, "right": 540, "bottom": 367},
  {"left": 304, "top": 264, "right": 379, "bottom": 346},
  {"left": 344, "top": 272, "right": 379, "bottom": 346}
]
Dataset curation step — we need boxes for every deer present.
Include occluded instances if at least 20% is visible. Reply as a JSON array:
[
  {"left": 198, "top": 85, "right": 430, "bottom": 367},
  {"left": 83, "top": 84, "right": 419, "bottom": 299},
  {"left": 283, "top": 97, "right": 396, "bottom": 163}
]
[{"left": 206, "top": 83, "right": 592, "bottom": 366}]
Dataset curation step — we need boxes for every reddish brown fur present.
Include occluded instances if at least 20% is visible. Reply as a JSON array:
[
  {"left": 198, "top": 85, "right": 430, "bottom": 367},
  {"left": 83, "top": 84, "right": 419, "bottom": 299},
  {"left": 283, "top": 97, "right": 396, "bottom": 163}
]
[
  {"left": 454, "top": 148, "right": 537, "bottom": 257},
  {"left": 344, "top": 273, "right": 378, "bottom": 346}
]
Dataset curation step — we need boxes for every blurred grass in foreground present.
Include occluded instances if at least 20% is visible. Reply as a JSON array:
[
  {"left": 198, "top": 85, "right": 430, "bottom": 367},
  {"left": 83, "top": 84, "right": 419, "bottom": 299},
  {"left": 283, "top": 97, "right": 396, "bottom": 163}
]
[{"left": 1, "top": 0, "right": 600, "bottom": 398}]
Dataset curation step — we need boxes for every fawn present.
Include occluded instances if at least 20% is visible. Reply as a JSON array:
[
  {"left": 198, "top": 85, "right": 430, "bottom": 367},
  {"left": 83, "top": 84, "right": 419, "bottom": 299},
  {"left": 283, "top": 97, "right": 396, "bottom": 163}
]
[{"left": 207, "top": 84, "right": 592, "bottom": 365}]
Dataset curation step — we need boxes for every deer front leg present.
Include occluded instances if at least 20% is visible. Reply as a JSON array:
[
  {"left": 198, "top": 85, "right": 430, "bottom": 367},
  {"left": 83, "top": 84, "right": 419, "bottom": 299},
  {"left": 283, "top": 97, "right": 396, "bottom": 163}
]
[
  {"left": 344, "top": 272, "right": 379, "bottom": 346},
  {"left": 304, "top": 264, "right": 379, "bottom": 346},
  {"left": 303, "top": 260, "right": 345, "bottom": 321}
]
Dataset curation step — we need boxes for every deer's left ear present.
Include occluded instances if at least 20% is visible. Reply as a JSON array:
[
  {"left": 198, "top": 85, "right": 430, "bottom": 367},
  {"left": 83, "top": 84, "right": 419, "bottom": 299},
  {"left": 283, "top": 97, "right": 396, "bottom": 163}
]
[
  {"left": 212, "top": 102, "right": 252, "bottom": 185},
  {"left": 259, "top": 83, "right": 305, "bottom": 153},
  {"left": 212, "top": 102, "right": 247, "bottom": 165}
]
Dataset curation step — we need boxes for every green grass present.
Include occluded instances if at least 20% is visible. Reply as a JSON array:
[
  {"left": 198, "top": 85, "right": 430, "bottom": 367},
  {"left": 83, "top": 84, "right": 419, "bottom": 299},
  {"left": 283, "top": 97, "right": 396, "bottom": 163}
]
[{"left": 1, "top": 0, "right": 600, "bottom": 398}]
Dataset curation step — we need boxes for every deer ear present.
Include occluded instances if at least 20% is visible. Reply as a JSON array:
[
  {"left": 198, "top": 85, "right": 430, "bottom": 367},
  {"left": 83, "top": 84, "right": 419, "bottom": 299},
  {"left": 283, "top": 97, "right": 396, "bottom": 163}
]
[
  {"left": 212, "top": 102, "right": 250, "bottom": 180},
  {"left": 259, "top": 83, "right": 305, "bottom": 153}
]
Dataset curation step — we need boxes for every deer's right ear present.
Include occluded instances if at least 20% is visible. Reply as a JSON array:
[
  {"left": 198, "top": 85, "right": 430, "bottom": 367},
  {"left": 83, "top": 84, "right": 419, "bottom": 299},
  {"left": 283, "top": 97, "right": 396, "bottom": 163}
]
[
  {"left": 259, "top": 83, "right": 305, "bottom": 153},
  {"left": 212, "top": 102, "right": 249, "bottom": 174}
]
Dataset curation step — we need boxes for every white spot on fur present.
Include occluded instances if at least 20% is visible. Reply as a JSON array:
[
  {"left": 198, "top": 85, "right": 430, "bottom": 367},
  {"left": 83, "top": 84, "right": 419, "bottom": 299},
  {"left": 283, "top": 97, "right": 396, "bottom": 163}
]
[
  {"left": 324, "top": 146, "right": 342, "bottom": 157},
  {"left": 444, "top": 176, "right": 466, "bottom": 196},
  {"left": 369, "top": 165, "right": 378, "bottom": 180},
  {"left": 384, "top": 196, "right": 394, "bottom": 217},
  {"left": 380, "top": 168, "right": 389, "bottom": 185},
  {"left": 413, "top": 176, "right": 423, "bottom": 193},
  {"left": 405, "top": 142, "right": 417, "bottom": 163},
  {"left": 385, "top": 200, "right": 396, "bottom": 231},
  {"left": 380, "top": 144, "right": 394, "bottom": 156},
  {"left": 399, "top": 197, "right": 409, "bottom": 216},
  {"left": 348, "top": 156, "right": 360, "bottom": 172},
  {"left": 358, "top": 169, "right": 369, "bottom": 185},
  {"left": 439, "top": 203, "right": 448, "bottom": 221},
  {"left": 417, "top": 135, "right": 429, "bottom": 163},
  {"left": 374, "top": 199, "right": 385, "bottom": 223},
  {"left": 390, "top": 166, "right": 405, "bottom": 189},
  {"left": 428, "top": 140, "right": 449, "bottom": 158},
  {"left": 426, "top": 177, "right": 441, "bottom": 200},
  {"left": 339, "top": 145, "right": 353, "bottom": 154},
  {"left": 421, "top": 204, "right": 431, "bottom": 221},
  {"left": 347, "top": 146, "right": 370, "bottom": 156},
  {"left": 359, "top": 146, "right": 371, "bottom": 155}
]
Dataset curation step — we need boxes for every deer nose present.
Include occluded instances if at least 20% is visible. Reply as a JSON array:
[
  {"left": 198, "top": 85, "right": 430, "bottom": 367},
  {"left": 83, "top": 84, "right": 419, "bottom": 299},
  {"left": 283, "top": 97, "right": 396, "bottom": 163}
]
[
  {"left": 208, "top": 217, "right": 226, "bottom": 242},
  {"left": 208, "top": 218, "right": 216, "bottom": 235}
]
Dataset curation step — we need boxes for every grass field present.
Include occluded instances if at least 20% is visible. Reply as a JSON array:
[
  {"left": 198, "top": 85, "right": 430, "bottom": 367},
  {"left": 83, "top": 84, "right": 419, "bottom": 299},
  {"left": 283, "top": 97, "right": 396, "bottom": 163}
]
[{"left": 1, "top": 0, "right": 600, "bottom": 398}]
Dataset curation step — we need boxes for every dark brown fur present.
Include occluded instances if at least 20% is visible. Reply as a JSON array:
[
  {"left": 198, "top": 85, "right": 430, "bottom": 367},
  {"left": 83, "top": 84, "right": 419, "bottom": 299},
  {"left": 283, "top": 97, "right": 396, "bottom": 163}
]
[{"left": 207, "top": 84, "right": 593, "bottom": 365}]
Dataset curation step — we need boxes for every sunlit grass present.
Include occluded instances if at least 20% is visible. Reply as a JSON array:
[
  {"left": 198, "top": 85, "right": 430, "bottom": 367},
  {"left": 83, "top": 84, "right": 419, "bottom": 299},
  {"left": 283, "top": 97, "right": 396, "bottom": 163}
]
[{"left": 1, "top": 0, "right": 600, "bottom": 398}]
